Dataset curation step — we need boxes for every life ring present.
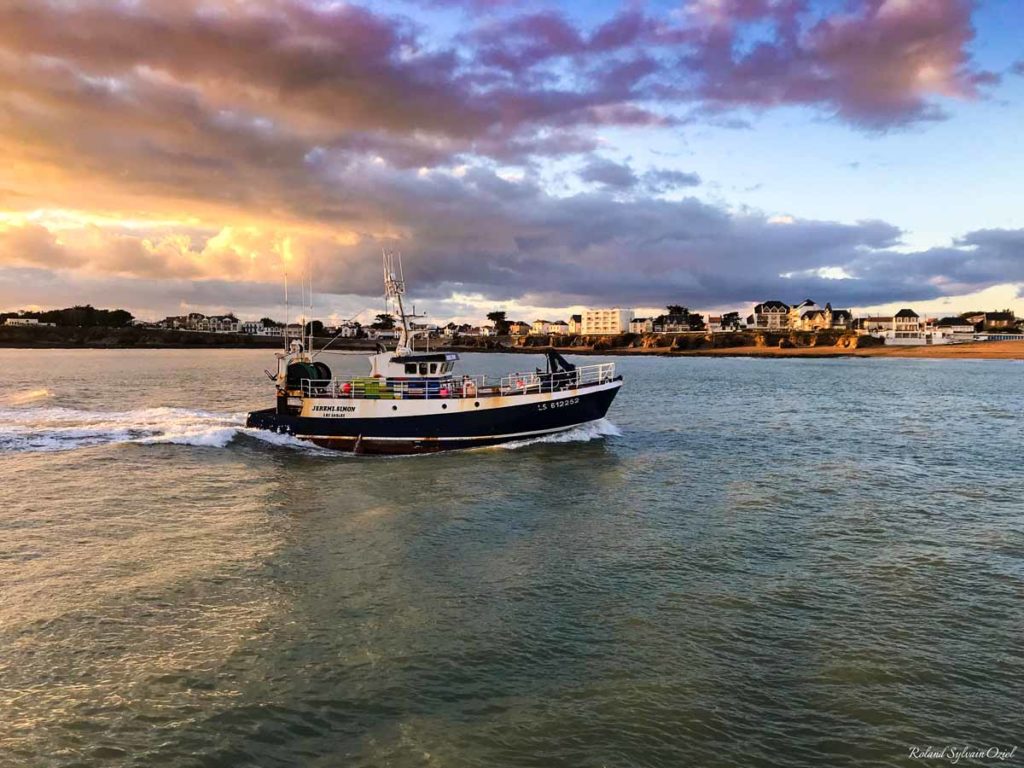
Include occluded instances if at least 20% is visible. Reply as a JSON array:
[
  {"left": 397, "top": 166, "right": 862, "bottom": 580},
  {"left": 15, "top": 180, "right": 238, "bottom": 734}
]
[
  {"left": 464, "top": 379, "right": 476, "bottom": 397},
  {"left": 516, "top": 379, "right": 525, "bottom": 389}
]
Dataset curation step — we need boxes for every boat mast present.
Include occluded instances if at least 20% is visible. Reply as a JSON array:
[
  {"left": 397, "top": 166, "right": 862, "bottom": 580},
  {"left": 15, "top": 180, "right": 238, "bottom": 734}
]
[{"left": 383, "top": 249, "right": 409, "bottom": 353}]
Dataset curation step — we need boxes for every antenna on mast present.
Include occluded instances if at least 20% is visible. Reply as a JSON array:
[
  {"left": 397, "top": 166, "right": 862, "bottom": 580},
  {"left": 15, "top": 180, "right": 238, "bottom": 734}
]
[
  {"left": 307, "top": 253, "right": 313, "bottom": 352},
  {"left": 284, "top": 272, "right": 289, "bottom": 352},
  {"left": 300, "top": 261, "right": 307, "bottom": 352}
]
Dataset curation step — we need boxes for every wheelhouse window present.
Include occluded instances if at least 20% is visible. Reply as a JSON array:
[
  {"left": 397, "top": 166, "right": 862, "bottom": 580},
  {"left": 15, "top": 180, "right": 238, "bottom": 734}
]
[
  {"left": 418, "top": 363, "right": 428, "bottom": 375},
  {"left": 429, "top": 363, "right": 438, "bottom": 375},
  {"left": 405, "top": 363, "right": 417, "bottom": 375}
]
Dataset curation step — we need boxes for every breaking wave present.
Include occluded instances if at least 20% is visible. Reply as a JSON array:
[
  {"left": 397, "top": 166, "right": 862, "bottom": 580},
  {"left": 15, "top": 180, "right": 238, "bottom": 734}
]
[{"left": 0, "top": 403, "right": 318, "bottom": 454}]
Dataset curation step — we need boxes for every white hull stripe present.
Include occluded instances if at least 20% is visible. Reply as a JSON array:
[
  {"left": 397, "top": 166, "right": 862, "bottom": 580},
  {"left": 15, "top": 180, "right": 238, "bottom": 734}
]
[{"left": 296, "top": 420, "right": 600, "bottom": 442}]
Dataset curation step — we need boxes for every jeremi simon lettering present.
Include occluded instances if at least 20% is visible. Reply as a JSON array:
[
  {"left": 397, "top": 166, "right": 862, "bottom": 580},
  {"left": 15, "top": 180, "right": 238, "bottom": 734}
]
[{"left": 310, "top": 405, "right": 356, "bottom": 417}]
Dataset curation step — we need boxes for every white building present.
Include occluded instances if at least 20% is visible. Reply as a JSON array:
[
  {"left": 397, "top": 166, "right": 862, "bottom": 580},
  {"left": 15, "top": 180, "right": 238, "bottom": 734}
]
[
  {"left": 531, "top": 319, "right": 554, "bottom": 335},
  {"left": 933, "top": 317, "right": 975, "bottom": 340},
  {"left": 532, "top": 319, "right": 569, "bottom": 335},
  {"left": 748, "top": 301, "right": 790, "bottom": 330},
  {"left": 568, "top": 315, "right": 582, "bottom": 335},
  {"left": 629, "top": 317, "right": 653, "bottom": 334},
  {"left": 582, "top": 308, "right": 633, "bottom": 335},
  {"left": 197, "top": 314, "right": 239, "bottom": 333},
  {"left": 4, "top": 317, "right": 41, "bottom": 326},
  {"left": 859, "top": 309, "right": 955, "bottom": 345},
  {"left": 334, "top": 321, "right": 360, "bottom": 338},
  {"left": 857, "top": 316, "right": 892, "bottom": 333},
  {"left": 893, "top": 308, "right": 922, "bottom": 337}
]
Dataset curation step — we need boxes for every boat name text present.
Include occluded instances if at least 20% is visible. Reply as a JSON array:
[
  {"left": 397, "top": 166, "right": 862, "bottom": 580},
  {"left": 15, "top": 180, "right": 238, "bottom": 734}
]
[{"left": 310, "top": 404, "right": 357, "bottom": 416}]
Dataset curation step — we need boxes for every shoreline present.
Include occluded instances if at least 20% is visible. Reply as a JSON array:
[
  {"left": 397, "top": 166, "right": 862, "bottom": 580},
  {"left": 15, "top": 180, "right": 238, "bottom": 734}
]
[{"left": 3, "top": 338, "right": 1023, "bottom": 360}]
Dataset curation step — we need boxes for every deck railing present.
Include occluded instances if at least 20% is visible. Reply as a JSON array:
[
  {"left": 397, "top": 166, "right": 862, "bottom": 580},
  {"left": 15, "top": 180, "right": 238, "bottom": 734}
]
[
  {"left": 298, "top": 362, "right": 615, "bottom": 400},
  {"left": 498, "top": 362, "right": 615, "bottom": 394}
]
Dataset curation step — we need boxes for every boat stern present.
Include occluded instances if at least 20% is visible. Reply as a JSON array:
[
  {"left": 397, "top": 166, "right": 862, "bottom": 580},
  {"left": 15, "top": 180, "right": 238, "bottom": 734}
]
[{"left": 246, "top": 407, "right": 283, "bottom": 431}]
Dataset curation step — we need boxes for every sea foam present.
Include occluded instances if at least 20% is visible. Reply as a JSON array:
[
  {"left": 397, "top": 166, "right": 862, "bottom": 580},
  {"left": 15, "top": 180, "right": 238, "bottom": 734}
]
[
  {"left": 0, "top": 402, "right": 319, "bottom": 454},
  {"left": 496, "top": 418, "right": 622, "bottom": 450},
  {"left": 1, "top": 395, "right": 621, "bottom": 455}
]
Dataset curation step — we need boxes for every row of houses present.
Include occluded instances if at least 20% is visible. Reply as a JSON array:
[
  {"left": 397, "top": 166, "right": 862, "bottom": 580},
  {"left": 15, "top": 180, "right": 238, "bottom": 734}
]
[
  {"left": 125, "top": 304, "right": 1024, "bottom": 345},
  {"left": 153, "top": 313, "right": 385, "bottom": 338},
  {"left": 159, "top": 312, "right": 245, "bottom": 333},
  {"left": 747, "top": 299, "right": 854, "bottom": 330},
  {"left": 734, "top": 302, "right": 1018, "bottom": 337},
  {"left": 506, "top": 302, "right": 855, "bottom": 337},
  {"left": 441, "top": 323, "right": 495, "bottom": 337},
  {"left": 853, "top": 310, "right": 1020, "bottom": 344},
  {"left": 507, "top": 301, "right": 847, "bottom": 337},
  {"left": 501, "top": 302, "right": 1021, "bottom": 342},
  {"left": 1, "top": 317, "right": 56, "bottom": 327}
]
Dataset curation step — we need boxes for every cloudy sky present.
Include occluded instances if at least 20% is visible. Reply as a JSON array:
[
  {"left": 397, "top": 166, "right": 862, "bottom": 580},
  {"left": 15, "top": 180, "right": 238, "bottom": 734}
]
[{"left": 1, "top": 0, "right": 1022, "bottom": 324}]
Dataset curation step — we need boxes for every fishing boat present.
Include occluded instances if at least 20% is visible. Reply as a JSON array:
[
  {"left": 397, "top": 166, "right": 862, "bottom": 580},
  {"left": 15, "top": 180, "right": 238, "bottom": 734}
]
[{"left": 245, "top": 253, "right": 623, "bottom": 454}]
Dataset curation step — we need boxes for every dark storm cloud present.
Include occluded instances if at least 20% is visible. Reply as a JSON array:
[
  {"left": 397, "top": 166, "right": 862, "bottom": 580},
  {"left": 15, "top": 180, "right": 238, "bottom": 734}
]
[
  {"left": 256, "top": 163, "right": 1020, "bottom": 309},
  {"left": 676, "top": 0, "right": 997, "bottom": 129},
  {"left": 6, "top": 160, "right": 1024, "bottom": 313},
  {"left": 643, "top": 169, "right": 702, "bottom": 193},
  {"left": 465, "top": 0, "right": 994, "bottom": 130},
  {"left": 578, "top": 158, "right": 638, "bottom": 189},
  {"left": 0, "top": 0, "right": 994, "bottom": 154}
]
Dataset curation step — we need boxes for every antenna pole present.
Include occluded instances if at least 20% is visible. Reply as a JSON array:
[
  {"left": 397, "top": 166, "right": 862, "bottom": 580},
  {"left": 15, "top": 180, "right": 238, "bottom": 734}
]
[
  {"left": 284, "top": 272, "right": 289, "bottom": 351},
  {"left": 307, "top": 253, "right": 313, "bottom": 353}
]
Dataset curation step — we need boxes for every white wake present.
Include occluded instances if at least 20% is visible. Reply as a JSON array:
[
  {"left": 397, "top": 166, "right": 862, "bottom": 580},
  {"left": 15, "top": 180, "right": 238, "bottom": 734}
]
[
  {"left": 495, "top": 418, "right": 622, "bottom": 450},
  {"left": 0, "top": 402, "right": 317, "bottom": 454},
  {"left": 1, "top": 394, "right": 622, "bottom": 455}
]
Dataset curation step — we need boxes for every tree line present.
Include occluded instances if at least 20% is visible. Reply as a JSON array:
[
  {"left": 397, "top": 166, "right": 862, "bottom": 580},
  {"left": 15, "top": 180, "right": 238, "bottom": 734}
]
[{"left": 1, "top": 305, "right": 134, "bottom": 328}]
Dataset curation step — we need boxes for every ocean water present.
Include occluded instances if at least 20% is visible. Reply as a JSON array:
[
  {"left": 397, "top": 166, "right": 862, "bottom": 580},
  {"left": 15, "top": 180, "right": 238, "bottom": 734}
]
[{"left": 0, "top": 349, "right": 1021, "bottom": 768}]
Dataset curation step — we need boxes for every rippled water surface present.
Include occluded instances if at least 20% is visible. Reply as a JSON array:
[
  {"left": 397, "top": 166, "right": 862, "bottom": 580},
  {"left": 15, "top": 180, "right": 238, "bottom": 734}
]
[{"left": 1, "top": 349, "right": 1021, "bottom": 767}]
